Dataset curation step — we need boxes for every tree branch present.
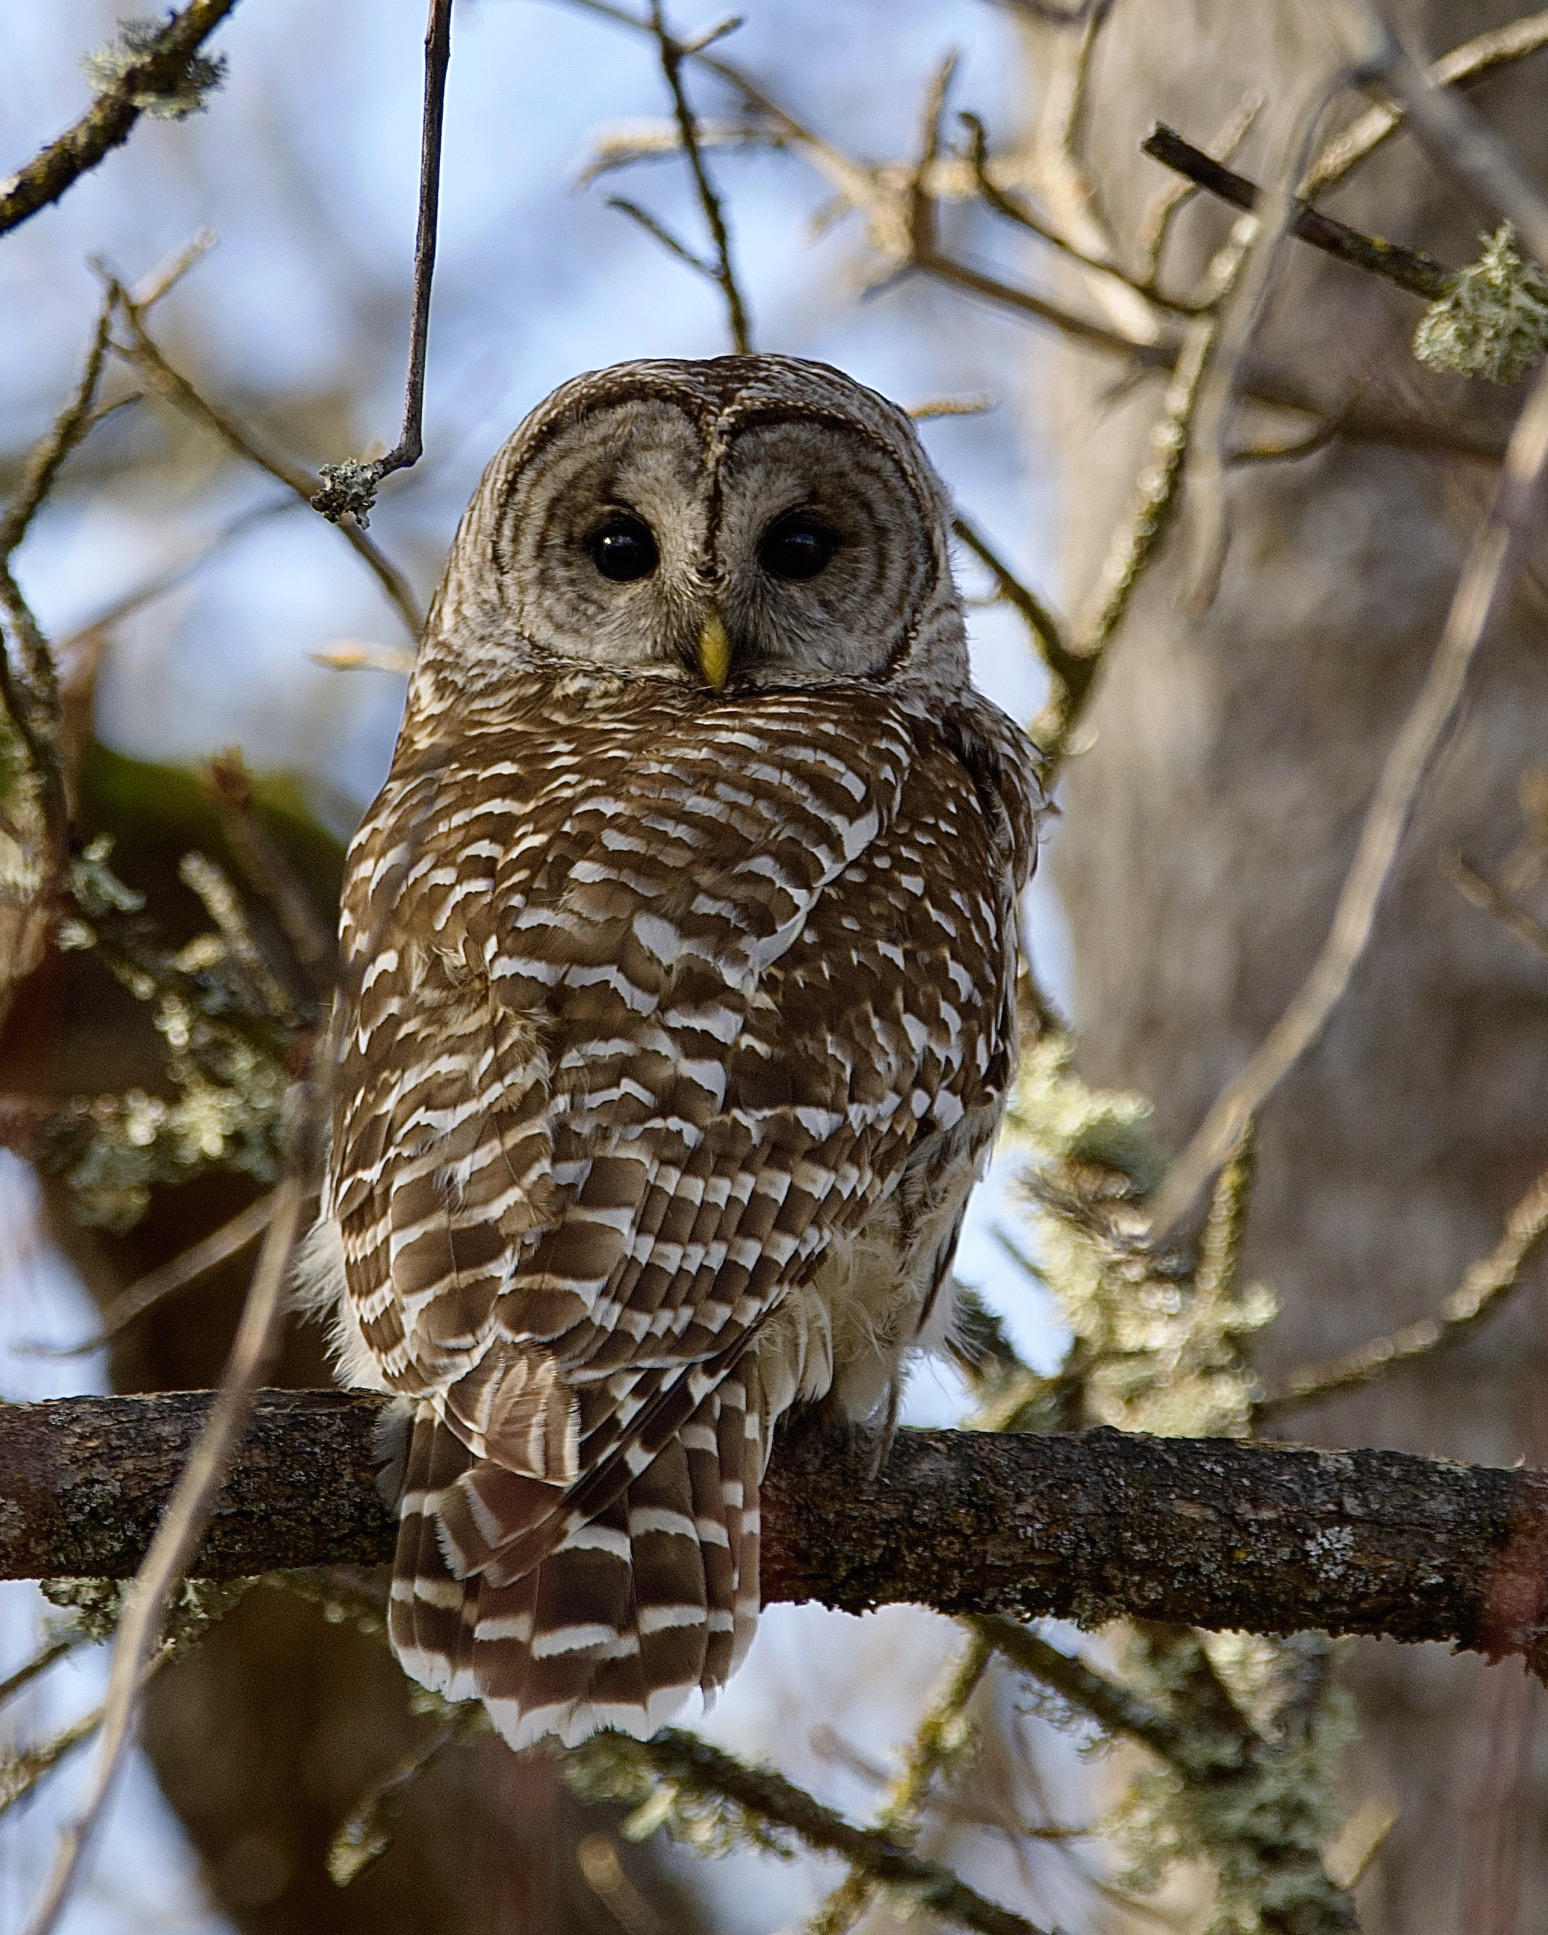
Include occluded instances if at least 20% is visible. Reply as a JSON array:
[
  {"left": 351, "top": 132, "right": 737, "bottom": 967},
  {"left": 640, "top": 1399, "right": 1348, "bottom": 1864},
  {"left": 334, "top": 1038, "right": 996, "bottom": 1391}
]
[
  {"left": 1141, "top": 122, "right": 1457, "bottom": 300},
  {"left": 311, "top": 0, "right": 452, "bottom": 523},
  {"left": 1149, "top": 262, "right": 1548, "bottom": 1236},
  {"left": 0, "top": 1, "right": 241, "bottom": 239},
  {"left": 21, "top": 1167, "right": 310, "bottom": 1935},
  {"left": 102, "top": 273, "right": 425, "bottom": 636},
  {"left": 5, "top": 1392, "right": 1548, "bottom": 1676}
]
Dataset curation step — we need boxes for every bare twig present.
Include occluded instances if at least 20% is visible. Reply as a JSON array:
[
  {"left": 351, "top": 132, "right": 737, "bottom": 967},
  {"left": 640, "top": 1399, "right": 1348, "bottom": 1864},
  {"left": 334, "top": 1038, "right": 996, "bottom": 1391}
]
[
  {"left": 0, "top": 2, "right": 241, "bottom": 238},
  {"left": 976, "top": 1617, "right": 1221, "bottom": 1773},
  {"left": 0, "top": 301, "right": 118, "bottom": 877},
  {"left": 1304, "top": 8, "right": 1548, "bottom": 198},
  {"left": 1327, "top": 9, "right": 1548, "bottom": 272},
  {"left": 1257, "top": 1162, "right": 1548, "bottom": 1420},
  {"left": 1444, "top": 852, "right": 1548, "bottom": 955},
  {"left": 1228, "top": 421, "right": 1341, "bottom": 465},
  {"left": 21, "top": 1107, "right": 314, "bottom": 1935},
  {"left": 806, "top": 1627, "right": 994, "bottom": 1935},
  {"left": 904, "top": 53, "right": 960, "bottom": 281},
  {"left": 54, "top": 496, "right": 294, "bottom": 656},
  {"left": 576, "top": 113, "right": 783, "bottom": 185},
  {"left": 1142, "top": 123, "right": 1455, "bottom": 300},
  {"left": 898, "top": 242, "right": 1167, "bottom": 360},
  {"left": 960, "top": 112, "right": 1197, "bottom": 319},
  {"left": 206, "top": 750, "right": 337, "bottom": 992},
  {"left": 1148, "top": 27, "right": 1548, "bottom": 1238},
  {"left": 1038, "top": 229, "right": 1253, "bottom": 776},
  {"left": 1025, "top": 0, "right": 1160, "bottom": 346},
  {"left": 1183, "top": 80, "right": 1347, "bottom": 612},
  {"left": 1, "top": 1708, "right": 103, "bottom": 1821},
  {"left": 605, "top": 194, "right": 711, "bottom": 272},
  {"left": 646, "top": 1, "right": 752, "bottom": 351},
  {"left": 312, "top": 0, "right": 452, "bottom": 523},
  {"left": 310, "top": 639, "right": 418, "bottom": 676},
  {"left": 0, "top": 241, "right": 218, "bottom": 848},
  {"left": 951, "top": 513, "right": 1072, "bottom": 691},
  {"left": 0, "top": 1635, "right": 80, "bottom": 1713},
  {"left": 101, "top": 274, "right": 424, "bottom": 636},
  {"left": 624, "top": 1728, "right": 1052, "bottom": 1935},
  {"left": 327, "top": 1703, "right": 488, "bottom": 1887},
  {"left": 919, "top": 235, "right": 1509, "bottom": 464},
  {"left": 1138, "top": 91, "right": 1265, "bottom": 284},
  {"left": 908, "top": 393, "right": 994, "bottom": 420},
  {"left": 25, "top": 1190, "right": 279, "bottom": 1359}
]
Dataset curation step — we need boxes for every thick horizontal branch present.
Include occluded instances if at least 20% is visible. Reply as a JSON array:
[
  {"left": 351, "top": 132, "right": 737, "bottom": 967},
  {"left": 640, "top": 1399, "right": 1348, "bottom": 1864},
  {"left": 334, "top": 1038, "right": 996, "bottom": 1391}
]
[{"left": 2, "top": 1391, "right": 1546, "bottom": 1675}]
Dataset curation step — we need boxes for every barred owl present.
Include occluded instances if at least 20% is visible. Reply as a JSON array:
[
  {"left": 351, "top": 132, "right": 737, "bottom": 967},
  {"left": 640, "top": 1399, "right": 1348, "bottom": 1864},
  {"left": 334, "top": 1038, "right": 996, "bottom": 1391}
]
[{"left": 310, "top": 355, "right": 1042, "bottom": 1749}]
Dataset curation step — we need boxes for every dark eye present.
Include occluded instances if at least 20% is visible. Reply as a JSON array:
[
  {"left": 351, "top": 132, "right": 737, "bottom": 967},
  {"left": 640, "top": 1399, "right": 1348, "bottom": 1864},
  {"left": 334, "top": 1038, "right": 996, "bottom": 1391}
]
[
  {"left": 758, "top": 511, "right": 839, "bottom": 582},
  {"left": 585, "top": 513, "right": 659, "bottom": 582}
]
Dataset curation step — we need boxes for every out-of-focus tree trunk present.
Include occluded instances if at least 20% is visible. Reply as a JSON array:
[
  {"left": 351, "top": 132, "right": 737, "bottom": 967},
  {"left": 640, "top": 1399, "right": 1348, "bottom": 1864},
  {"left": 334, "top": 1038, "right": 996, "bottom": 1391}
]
[{"left": 1025, "top": 5, "right": 1548, "bottom": 1930}]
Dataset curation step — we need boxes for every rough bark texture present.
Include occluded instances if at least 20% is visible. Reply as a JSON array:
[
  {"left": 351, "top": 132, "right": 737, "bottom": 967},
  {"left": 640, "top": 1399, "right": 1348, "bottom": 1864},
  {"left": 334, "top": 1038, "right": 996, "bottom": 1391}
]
[
  {"left": 1026, "top": 3, "right": 1548, "bottom": 1927},
  {"left": 6, "top": 1390, "right": 1548, "bottom": 1672}
]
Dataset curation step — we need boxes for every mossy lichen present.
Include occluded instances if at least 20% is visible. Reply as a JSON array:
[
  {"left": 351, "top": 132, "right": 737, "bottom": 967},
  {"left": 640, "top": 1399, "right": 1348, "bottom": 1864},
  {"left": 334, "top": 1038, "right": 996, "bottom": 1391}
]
[{"left": 1413, "top": 225, "right": 1548, "bottom": 385}]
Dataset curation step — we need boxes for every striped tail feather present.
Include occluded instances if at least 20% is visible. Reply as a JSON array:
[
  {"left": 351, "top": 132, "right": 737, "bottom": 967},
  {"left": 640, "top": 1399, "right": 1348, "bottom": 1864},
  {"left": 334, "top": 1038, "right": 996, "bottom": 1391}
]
[
  {"left": 387, "top": 1361, "right": 768, "bottom": 1749},
  {"left": 390, "top": 1407, "right": 481, "bottom": 1703}
]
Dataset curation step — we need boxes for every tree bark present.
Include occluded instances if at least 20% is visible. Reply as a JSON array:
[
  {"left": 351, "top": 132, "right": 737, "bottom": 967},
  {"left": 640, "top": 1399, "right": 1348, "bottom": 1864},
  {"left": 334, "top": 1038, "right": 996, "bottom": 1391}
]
[
  {"left": 1024, "top": 2, "right": 1548, "bottom": 1926},
  {"left": 5, "top": 1390, "right": 1548, "bottom": 1673}
]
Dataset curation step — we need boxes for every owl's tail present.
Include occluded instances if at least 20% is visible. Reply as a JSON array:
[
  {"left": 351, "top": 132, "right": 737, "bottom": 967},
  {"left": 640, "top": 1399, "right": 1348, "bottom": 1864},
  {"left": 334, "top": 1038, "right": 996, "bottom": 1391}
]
[{"left": 389, "top": 1361, "right": 766, "bottom": 1749}]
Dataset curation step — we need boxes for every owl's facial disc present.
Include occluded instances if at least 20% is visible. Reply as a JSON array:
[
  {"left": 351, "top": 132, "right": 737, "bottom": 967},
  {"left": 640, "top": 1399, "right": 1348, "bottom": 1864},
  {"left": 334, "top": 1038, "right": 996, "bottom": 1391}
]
[{"left": 491, "top": 381, "right": 945, "bottom": 691}]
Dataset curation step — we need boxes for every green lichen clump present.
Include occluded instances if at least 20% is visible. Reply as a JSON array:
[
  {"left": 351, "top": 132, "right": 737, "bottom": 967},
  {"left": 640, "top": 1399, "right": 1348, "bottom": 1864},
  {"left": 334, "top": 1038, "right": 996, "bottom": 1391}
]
[
  {"left": 42, "top": 837, "right": 296, "bottom": 1231},
  {"left": 568, "top": 1731, "right": 798, "bottom": 1860},
  {"left": 81, "top": 17, "right": 228, "bottom": 121},
  {"left": 312, "top": 459, "right": 382, "bottom": 527},
  {"left": 1413, "top": 224, "right": 1548, "bottom": 385},
  {"left": 998, "top": 1040, "right": 1353, "bottom": 1928},
  {"left": 1002, "top": 1036, "right": 1274, "bottom": 1438},
  {"left": 40, "top": 1574, "right": 253, "bottom": 1654},
  {"left": 1115, "top": 1637, "right": 1358, "bottom": 1935}
]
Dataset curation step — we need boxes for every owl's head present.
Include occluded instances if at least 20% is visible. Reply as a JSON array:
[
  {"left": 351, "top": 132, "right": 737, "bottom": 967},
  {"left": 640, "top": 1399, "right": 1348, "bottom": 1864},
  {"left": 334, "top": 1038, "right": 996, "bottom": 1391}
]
[{"left": 420, "top": 355, "right": 968, "bottom": 704}]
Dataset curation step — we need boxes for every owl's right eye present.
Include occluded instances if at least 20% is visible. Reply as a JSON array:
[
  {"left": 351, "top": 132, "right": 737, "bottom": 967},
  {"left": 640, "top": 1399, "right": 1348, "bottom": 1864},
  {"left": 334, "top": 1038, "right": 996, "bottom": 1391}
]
[{"left": 585, "top": 513, "right": 659, "bottom": 583}]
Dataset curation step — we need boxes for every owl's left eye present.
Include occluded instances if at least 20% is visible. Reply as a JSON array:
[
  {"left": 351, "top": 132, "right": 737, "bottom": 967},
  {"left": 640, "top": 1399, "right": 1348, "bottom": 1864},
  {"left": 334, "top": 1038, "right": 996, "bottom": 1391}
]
[
  {"left": 758, "top": 511, "right": 839, "bottom": 582},
  {"left": 586, "top": 513, "right": 659, "bottom": 582}
]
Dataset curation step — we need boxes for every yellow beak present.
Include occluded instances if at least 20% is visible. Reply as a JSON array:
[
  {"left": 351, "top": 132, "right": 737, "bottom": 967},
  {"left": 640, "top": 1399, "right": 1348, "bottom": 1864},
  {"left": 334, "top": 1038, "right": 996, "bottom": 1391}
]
[{"left": 697, "top": 609, "right": 732, "bottom": 692}]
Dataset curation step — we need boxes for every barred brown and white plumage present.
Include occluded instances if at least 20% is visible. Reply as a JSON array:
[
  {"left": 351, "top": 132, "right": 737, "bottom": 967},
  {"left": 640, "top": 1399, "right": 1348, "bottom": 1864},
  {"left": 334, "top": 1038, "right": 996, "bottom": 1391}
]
[{"left": 305, "top": 354, "right": 1043, "bottom": 1749}]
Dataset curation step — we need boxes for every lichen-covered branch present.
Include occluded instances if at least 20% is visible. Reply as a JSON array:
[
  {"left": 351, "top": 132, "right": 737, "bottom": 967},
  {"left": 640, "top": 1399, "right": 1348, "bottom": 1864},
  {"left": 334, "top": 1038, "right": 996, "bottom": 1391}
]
[
  {"left": 5, "top": 1391, "right": 1548, "bottom": 1676},
  {"left": 311, "top": 0, "right": 452, "bottom": 524},
  {"left": 0, "top": 2, "right": 240, "bottom": 239},
  {"left": 804, "top": 1626, "right": 993, "bottom": 1935},
  {"left": 101, "top": 275, "right": 425, "bottom": 635},
  {"left": 572, "top": 1726, "right": 1054, "bottom": 1935}
]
